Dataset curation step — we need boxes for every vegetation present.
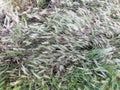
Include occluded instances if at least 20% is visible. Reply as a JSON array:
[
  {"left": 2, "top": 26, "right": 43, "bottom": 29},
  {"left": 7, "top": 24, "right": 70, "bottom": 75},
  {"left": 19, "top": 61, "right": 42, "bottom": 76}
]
[{"left": 0, "top": 0, "right": 120, "bottom": 90}]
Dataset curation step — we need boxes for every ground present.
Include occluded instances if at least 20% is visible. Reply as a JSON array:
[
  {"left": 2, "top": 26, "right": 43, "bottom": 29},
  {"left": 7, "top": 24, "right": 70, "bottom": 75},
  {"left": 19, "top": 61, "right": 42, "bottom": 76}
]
[{"left": 0, "top": 0, "right": 120, "bottom": 90}]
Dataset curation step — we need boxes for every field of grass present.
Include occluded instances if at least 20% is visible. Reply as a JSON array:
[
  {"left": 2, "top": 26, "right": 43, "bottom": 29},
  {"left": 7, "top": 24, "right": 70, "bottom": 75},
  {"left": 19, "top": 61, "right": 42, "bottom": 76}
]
[{"left": 0, "top": 0, "right": 120, "bottom": 90}]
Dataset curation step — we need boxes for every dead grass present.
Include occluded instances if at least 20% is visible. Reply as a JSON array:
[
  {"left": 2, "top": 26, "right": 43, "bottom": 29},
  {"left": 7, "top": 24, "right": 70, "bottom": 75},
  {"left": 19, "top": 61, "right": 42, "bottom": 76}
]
[{"left": 0, "top": 0, "right": 120, "bottom": 90}]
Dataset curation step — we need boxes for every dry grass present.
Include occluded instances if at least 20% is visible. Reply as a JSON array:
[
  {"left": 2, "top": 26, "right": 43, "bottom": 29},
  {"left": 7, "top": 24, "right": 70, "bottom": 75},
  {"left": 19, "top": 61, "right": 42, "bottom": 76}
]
[{"left": 0, "top": 0, "right": 120, "bottom": 90}]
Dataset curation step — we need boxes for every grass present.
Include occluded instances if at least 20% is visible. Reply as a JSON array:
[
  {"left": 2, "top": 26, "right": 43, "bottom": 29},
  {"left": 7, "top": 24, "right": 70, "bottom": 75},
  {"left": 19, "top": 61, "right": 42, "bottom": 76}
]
[{"left": 0, "top": 0, "right": 120, "bottom": 90}]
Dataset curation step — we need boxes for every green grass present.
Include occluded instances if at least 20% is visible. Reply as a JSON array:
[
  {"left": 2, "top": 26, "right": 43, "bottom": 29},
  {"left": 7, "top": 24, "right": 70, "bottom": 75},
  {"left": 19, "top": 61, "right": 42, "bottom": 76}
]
[{"left": 0, "top": 0, "right": 120, "bottom": 90}]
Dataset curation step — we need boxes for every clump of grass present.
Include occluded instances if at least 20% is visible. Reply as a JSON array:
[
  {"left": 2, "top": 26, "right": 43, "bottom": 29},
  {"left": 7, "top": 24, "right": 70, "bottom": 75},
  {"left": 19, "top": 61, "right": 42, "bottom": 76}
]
[{"left": 0, "top": 0, "right": 120, "bottom": 89}]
